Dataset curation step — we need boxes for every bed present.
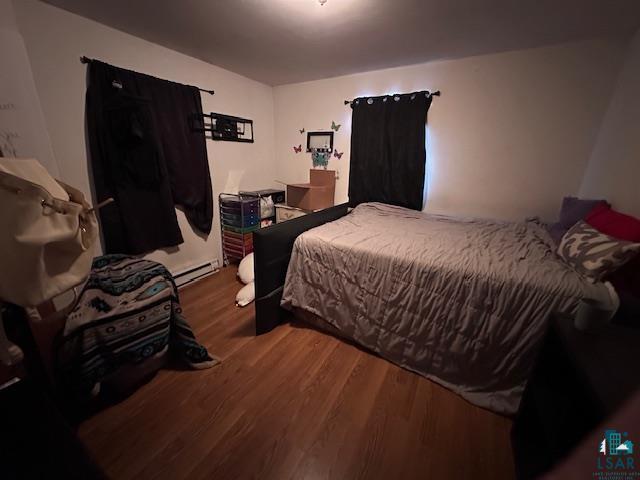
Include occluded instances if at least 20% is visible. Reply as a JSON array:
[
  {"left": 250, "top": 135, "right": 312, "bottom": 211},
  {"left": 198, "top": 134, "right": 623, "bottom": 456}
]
[
  {"left": 253, "top": 203, "right": 350, "bottom": 334},
  {"left": 279, "top": 202, "right": 613, "bottom": 414}
]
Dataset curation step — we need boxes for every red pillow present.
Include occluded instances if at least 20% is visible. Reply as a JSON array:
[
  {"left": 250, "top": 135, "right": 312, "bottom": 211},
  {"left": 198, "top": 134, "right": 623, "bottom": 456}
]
[{"left": 586, "top": 204, "right": 640, "bottom": 242}]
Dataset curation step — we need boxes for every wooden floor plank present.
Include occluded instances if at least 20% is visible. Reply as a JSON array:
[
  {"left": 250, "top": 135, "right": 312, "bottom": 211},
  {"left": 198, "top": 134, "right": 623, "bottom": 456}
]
[{"left": 78, "top": 266, "right": 515, "bottom": 479}]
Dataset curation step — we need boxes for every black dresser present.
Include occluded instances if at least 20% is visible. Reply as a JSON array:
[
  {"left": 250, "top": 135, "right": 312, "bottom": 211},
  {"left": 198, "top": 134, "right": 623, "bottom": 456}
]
[{"left": 511, "top": 314, "right": 640, "bottom": 479}]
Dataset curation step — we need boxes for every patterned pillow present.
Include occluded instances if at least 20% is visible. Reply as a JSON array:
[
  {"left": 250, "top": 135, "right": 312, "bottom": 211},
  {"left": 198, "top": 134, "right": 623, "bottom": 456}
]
[{"left": 558, "top": 221, "right": 640, "bottom": 281}]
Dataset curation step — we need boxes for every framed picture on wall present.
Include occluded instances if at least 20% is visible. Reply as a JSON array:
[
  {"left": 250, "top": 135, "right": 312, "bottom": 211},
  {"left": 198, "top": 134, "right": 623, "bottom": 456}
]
[{"left": 306, "top": 131, "right": 333, "bottom": 153}]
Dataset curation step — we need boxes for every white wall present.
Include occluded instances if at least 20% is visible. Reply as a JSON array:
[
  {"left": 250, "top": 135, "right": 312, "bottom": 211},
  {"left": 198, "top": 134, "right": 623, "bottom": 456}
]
[
  {"left": 12, "top": 0, "right": 277, "bottom": 272},
  {"left": 0, "top": 0, "right": 16, "bottom": 28},
  {"left": 579, "top": 30, "right": 640, "bottom": 218},
  {"left": 274, "top": 38, "right": 626, "bottom": 221},
  {"left": 6, "top": 0, "right": 635, "bottom": 278},
  {"left": 0, "top": 0, "right": 58, "bottom": 175}
]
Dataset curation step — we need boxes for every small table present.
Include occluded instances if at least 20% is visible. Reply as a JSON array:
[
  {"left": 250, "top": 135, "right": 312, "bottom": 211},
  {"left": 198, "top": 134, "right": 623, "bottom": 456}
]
[{"left": 511, "top": 314, "right": 640, "bottom": 479}]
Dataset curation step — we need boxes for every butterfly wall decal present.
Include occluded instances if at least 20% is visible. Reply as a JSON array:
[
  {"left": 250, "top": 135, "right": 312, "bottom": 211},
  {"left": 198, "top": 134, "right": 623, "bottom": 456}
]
[
  {"left": 331, "top": 121, "right": 341, "bottom": 132},
  {"left": 293, "top": 144, "right": 302, "bottom": 153},
  {"left": 299, "top": 128, "right": 305, "bottom": 134},
  {"left": 312, "top": 151, "right": 330, "bottom": 169},
  {"left": 333, "top": 149, "right": 343, "bottom": 160}
]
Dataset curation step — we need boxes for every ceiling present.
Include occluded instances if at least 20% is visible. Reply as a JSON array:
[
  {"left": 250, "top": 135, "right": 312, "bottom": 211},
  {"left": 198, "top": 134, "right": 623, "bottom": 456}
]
[{"left": 42, "top": 0, "right": 640, "bottom": 86}]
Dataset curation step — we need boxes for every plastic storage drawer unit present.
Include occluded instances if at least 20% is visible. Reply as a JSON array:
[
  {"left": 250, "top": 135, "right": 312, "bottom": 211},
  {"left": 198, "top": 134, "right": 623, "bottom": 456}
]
[{"left": 219, "top": 194, "right": 260, "bottom": 264}]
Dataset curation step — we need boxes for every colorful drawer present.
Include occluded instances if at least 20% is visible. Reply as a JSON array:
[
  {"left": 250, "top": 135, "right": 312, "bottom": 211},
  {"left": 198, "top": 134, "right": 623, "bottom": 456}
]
[{"left": 219, "top": 194, "right": 260, "bottom": 265}]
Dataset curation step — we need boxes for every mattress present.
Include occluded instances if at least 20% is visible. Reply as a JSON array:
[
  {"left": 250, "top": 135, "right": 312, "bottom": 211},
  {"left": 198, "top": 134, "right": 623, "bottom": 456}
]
[{"left": 281, "top": 202, "right": 611, "bottom": 414}]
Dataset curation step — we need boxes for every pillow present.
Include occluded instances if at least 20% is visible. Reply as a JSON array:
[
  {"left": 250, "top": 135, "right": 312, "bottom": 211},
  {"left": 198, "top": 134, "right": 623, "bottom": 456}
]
[
  {"left": 548, "top": 223, "right": 568, "bottom": 246},
  {"left": 557, "top": 221, "right": 640, "bottom": 281},
  {"left": 586, "top": 204, "right": 640, "bottom": 243},
  {"left": 558, "top": 197, "right": 609, "bottom": 229},
  {"left": 548, "top": 196, "right": 609, "bottom": 244},
  {"left": 586, "top": 205, "right": 640, "bottom": 325},
  {"left": 235, "top": 282, "right": 255, "bottom": 307},
  {"left": 237, "top": 252, "right": 254, "bottom": 284}
]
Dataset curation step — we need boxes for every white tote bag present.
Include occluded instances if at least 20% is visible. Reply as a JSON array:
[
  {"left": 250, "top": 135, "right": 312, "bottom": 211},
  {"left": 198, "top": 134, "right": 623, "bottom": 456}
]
[{"left": 0, "top": 158, "right": 99, "bottom": 307}]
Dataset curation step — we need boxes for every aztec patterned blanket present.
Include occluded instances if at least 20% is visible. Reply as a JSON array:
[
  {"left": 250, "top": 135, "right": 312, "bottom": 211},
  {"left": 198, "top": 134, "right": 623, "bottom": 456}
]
[{"left": 56, "top": 255, "right": 217, "bottom": 398}]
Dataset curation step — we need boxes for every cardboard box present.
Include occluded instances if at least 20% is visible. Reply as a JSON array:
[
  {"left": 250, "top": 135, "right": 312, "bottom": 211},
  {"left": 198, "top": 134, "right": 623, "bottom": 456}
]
[{"left": 286, "top": 169, "right": 336, "bottom": 211}]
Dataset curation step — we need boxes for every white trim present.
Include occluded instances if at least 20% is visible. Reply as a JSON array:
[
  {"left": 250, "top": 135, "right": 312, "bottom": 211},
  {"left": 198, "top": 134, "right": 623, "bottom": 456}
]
[{"left": 172, "top": 258, "right": 220, "bottom": 290}]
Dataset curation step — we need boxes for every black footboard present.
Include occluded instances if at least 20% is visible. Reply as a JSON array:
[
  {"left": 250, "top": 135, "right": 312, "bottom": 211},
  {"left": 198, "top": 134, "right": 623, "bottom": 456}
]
[{"left": 253, "top": 203, "right": 349, "bottom": 335}]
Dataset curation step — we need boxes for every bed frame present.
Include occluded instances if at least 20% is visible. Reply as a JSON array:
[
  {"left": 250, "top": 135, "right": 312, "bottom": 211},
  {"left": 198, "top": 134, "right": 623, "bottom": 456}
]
[{"left": 253, "top": 203, "right": 349, "bottom": 335}]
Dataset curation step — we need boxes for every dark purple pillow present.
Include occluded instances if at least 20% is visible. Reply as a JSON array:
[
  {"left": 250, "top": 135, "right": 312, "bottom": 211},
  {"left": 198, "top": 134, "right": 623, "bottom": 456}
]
[
  {"left": 548, "top": 223, "right": 567, "bottom": 245},
  {"left": 558, "top": 196, "right": 609, "bottom": 229},
  {"left": 548, "top": 196, "right": 609, "bottom": 244}
]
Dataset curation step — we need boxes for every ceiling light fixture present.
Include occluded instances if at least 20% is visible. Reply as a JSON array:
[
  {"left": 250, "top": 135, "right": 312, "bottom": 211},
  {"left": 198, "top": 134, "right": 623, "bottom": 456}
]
[{"left": 318, "top": 0, "right": 327, "bottom": 5}]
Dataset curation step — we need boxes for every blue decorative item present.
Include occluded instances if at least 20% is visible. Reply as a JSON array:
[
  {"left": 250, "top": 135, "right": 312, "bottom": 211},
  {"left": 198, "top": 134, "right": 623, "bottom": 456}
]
[{"left": 312, "top": 151, "right": 330, "bottom": 169}]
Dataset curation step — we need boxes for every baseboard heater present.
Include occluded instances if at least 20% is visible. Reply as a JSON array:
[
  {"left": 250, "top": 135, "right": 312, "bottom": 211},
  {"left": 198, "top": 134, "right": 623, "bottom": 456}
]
[{"left": 172, "top": 259, "right": 219, "bottom": 289}]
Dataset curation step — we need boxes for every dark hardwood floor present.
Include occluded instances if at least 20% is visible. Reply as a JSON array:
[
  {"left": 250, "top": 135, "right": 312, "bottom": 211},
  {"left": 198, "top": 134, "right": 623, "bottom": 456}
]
[{"left": 78, "top": 266, "right": 515, "bottom": 479}]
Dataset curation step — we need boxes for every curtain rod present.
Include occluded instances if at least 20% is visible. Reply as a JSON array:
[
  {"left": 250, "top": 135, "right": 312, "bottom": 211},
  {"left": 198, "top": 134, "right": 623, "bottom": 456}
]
[
  {"left": 344, "top": 90, "right": 440, "bottom": 105},
  {"left": 79, "top": 56, "right": 215, "bottom": 95}
]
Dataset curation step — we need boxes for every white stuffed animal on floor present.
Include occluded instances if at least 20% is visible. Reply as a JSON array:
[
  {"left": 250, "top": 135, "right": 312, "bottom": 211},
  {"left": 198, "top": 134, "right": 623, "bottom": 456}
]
[
  {"left": 236, "top": 282, "right": 255, "bottom": 308},
  {"left": 235, "top": 253, "right": 255, "bottom": 307}
]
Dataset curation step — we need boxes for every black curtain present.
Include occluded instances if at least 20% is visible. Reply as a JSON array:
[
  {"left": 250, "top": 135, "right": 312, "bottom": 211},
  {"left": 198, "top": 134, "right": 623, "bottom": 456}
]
[
  {"left": 348, "top": 91, "right": 432, "bottom": 211},
  {"left": 86, "top": 61, "right": 213, "bottom": 255}
]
